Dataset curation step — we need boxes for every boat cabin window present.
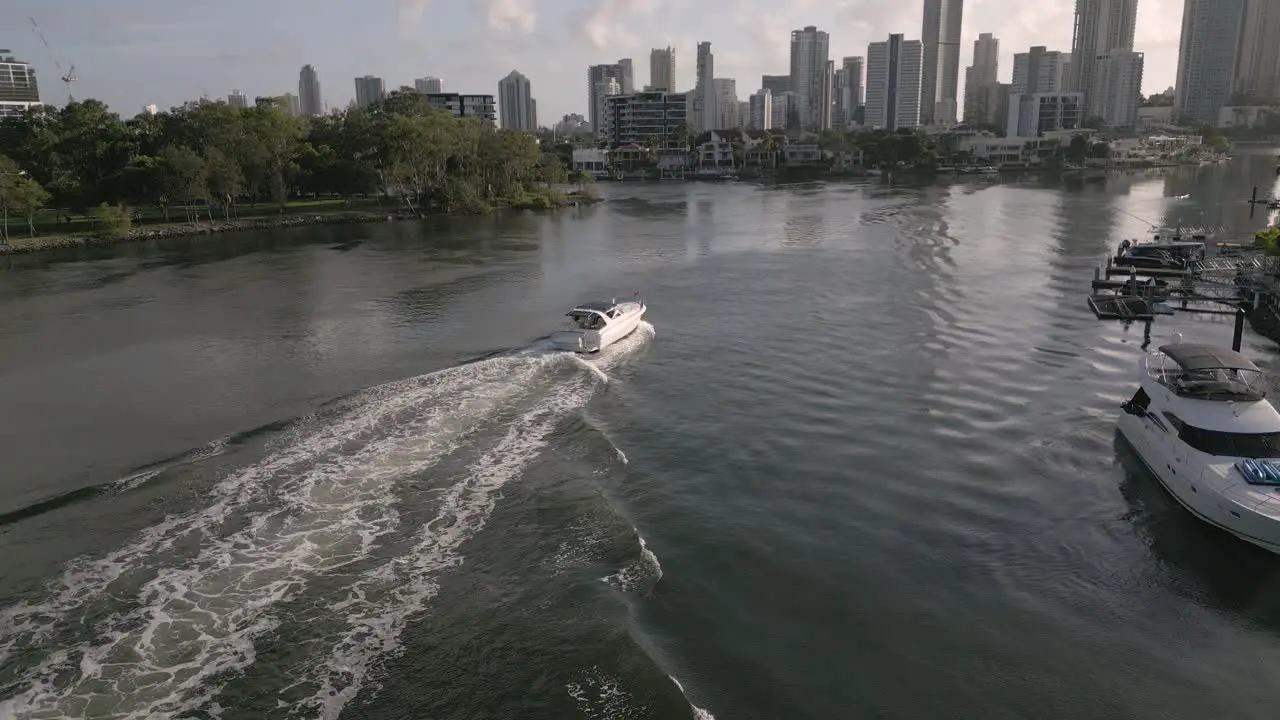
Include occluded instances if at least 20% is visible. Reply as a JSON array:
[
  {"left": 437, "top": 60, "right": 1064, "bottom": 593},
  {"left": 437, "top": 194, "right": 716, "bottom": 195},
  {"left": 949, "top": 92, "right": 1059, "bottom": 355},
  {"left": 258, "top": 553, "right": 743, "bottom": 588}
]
[
  {"left": 1177, "top": 424, "right": 1280, "bottom": 459},
  {"left": 569, "top": 312, "right": 606, "bottom": 330}
]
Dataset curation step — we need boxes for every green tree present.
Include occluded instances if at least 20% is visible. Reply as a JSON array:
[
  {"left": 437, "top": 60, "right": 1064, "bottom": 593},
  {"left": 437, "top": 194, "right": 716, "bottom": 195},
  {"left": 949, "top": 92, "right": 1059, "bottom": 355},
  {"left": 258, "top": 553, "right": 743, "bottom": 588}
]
[
  {"left": 118, "top": 155, "right": 167, "bottom": 217},
  {"left": 159, "top": 146, "right": 207, "bottom": 224},
  {"left": 0, "top": 92, "right": 573, "bottom": 228},
  {"left": 1195, "top": 124, "right": 1230, "bottom": 151},
  {"left": 675, "top": 122, "right": 691, "bottom": 151},
  {"left": 91, "top": 202, "right": 132, "bottom": 239},
  {"left": 203, "top": 148, "right": 244, "bottom": 220},
  {"left": 568, "top": 169, "right": 594, "bottom": 192},
  {"left": 538, "top": 152, "right": 567, "bottom": 184},
  {"left": 1067, "top": 134, "right": 1090, "bottom": 163},
  {"left": 0, "top": 157, "right": 50, "bottom": 242},
  {"left": 242, "top": 105, "right": 305, "bottom": 207}
]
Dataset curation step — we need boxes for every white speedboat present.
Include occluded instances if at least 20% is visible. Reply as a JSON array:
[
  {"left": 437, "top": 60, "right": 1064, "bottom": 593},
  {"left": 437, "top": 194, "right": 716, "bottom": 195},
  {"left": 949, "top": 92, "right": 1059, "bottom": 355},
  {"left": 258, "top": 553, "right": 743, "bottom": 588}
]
[
  {"left": 550, "top": 296, "right": 646, "bottom": 353},
  {"left": 1119, "top": 341, "right": 1280, "bottom": 553}
]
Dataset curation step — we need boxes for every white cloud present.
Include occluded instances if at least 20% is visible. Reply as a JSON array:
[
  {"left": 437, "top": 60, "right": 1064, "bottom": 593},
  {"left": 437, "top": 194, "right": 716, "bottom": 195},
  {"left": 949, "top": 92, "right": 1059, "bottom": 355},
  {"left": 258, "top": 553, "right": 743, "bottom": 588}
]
[
  {"left": 580, "top": 0, "right": 637, "bottom": 50},
  {"left": 577, "top": 0, "right": 670, "bottom": 50},
  {"left": 486, "top": 0, "right": 537, "bottom": 34},
  {"left": 395, "top": 0, "right": 430, "bottom": 27}
]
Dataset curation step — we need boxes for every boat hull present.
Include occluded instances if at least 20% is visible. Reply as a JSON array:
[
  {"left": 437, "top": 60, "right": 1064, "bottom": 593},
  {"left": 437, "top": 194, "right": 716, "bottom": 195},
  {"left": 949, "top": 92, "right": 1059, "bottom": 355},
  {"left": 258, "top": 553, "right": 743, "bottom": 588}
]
[
  {"left": 1119, "top": 412, "right": 1280, "bottom": 554},
  {"left": 551, "top": 305, "right": 645, "bottom": 353}
]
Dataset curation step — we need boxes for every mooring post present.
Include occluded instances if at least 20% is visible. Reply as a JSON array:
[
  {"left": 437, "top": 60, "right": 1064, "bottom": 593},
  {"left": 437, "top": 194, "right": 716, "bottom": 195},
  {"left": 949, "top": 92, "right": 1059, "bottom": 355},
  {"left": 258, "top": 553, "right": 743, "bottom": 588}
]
[
  {"left": 1251, "top": 185, "right": 1259, "bottom": 219},
  {"left": 1094, "top": 266, "right": 1100, "bottom": 282},
  {"left": 1233, "top": 307, "right": 1246, "bottom": 352}
]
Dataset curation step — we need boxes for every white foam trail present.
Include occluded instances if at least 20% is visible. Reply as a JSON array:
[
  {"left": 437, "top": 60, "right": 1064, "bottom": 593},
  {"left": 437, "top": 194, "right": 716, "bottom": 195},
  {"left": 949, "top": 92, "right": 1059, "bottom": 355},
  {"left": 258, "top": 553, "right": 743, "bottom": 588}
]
[
  {"left": 0, "top": 355, "right": 555, "bottom": 720},
  {"left": 668, "top": 676, "right": 717, "bottom": 720},
  {"left": 588, "top": 322, "right": 656, "bottom": 375},
  {"left": 290, "top": 325, "right": 656, "bottom": 718},
  {"left": 112, "top": 438, "right": 230, "bottom": 493},
  {"left": 0, "top": 359, "right": 530, "bottom": 665},
  {"left": 0, "top": 404, "right": 391, "bottom": 661},
  {"left": 602, "top": 534, "right": 663, "bottom": 593},
  {"left": 566, "top": 667, "right": 645, "bottom": 720},
  {"left": 295, "top": 371, "right": 600, "bottom": 719},
  {"left": 573, "top": 356, "right": 611, "bottom": 384}
]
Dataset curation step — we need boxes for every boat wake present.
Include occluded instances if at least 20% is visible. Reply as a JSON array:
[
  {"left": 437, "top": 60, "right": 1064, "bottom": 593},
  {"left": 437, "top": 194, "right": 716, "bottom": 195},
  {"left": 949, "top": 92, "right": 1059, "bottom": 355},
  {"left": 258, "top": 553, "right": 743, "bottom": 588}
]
[
  {"left": 0, "top": 438, "right": 232, "bottom": 529},
  {"left": 0, "top": 323, "right": 656, "bottom": 720}
]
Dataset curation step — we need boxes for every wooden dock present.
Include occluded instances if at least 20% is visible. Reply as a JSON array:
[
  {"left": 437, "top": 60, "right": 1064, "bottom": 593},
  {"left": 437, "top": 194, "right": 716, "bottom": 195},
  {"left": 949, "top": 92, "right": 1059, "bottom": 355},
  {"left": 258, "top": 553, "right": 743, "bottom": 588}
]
[
  {"left": 1085, "top": 233, "right": 1267, "bottom": 351},
  {"left": 1085, "top": 191, "right": 1280, "bottom": 349}
]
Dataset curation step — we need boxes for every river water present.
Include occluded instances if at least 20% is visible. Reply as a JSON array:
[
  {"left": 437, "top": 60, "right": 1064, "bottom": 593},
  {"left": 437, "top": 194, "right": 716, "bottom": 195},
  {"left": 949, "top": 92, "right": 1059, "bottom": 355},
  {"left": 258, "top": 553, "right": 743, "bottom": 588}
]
[{"left": 3, "top": 155, "right": 1280, "bottom": 720}]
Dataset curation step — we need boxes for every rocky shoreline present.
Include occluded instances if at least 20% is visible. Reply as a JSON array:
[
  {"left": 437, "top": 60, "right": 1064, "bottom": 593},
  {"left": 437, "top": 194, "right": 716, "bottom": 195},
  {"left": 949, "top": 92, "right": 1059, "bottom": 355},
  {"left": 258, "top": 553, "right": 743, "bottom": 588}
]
[{"left": 0, "top": 194, "right": 603, "bottom": 256}]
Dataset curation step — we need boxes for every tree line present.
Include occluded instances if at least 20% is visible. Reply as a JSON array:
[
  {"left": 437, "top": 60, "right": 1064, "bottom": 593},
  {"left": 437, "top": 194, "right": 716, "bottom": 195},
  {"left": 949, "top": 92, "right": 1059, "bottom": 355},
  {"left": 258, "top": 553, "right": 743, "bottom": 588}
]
[{"left": 0, "top": 90, "right": 575, "bottom": 242}]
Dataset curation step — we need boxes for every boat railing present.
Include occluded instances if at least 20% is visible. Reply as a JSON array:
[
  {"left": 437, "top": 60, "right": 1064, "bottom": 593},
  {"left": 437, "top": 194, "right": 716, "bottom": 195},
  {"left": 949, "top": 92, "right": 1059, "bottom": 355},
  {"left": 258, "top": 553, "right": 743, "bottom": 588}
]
[{"left": 1146, "top": 354, "right": 1267, "bottom": 400}]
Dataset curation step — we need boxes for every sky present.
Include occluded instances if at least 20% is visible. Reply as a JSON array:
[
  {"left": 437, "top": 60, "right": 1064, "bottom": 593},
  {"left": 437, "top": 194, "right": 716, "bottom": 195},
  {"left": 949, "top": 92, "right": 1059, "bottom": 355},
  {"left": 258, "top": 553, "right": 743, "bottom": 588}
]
[{"left": 3, "top": 0, "right": 1183, "bottom": 121}]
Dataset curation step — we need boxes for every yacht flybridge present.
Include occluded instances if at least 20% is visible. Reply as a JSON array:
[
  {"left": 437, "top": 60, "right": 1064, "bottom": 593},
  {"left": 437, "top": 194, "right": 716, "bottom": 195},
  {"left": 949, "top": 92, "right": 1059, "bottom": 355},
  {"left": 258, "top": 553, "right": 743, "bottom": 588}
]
[
  {"left": 550, "top": 296, "right": 646, "bottom": 353},
  {"left": 1119, "top": 342, "right": 1280, "bottom": 554}
]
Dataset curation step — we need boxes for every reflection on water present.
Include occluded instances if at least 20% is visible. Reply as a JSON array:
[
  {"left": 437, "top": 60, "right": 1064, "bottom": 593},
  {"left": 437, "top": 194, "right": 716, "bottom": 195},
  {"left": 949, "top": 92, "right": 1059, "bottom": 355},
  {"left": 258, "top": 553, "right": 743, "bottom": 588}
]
[
  {"left": 5, "top": 161, "right": 1280, "bottom": 719},
  {"left": 1161, "top": 153, "right": 1280, "bottom": 231},
  {"left": 1114, "top": 432, "right": 1280, "bottom": 627}
]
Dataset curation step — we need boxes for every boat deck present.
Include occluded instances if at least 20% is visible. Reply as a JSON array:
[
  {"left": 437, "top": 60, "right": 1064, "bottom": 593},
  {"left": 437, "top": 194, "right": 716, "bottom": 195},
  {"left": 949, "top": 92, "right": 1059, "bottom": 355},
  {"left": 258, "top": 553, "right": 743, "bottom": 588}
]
[{"left": 1088, "top": 295, "right": 1155, "bottom": 320}]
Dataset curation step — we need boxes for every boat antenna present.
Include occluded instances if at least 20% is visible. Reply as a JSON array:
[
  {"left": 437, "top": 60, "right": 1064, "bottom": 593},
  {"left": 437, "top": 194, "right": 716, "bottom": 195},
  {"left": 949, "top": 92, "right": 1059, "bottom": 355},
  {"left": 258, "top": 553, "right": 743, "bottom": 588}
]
[{"left": 1116, "top": 206, "right": 1159, "bottom": 230}]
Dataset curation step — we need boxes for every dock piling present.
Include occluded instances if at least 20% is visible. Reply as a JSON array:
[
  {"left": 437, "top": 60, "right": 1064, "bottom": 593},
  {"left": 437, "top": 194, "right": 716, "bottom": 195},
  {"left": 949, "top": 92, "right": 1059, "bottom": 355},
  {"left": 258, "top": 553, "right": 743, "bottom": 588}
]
[{"left": 1233, "top": 308, "right": 1246, "bottom": 352}]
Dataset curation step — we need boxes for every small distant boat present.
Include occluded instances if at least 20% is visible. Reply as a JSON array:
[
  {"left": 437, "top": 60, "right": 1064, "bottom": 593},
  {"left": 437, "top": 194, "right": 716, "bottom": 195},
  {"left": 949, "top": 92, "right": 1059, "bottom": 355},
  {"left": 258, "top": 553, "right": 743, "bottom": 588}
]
[
  {"left": 550, "top": 295, "right": 647, "bottom": 353},
  {"left": 1119, "top": 341, "right": 1280, "bottom": 554}
]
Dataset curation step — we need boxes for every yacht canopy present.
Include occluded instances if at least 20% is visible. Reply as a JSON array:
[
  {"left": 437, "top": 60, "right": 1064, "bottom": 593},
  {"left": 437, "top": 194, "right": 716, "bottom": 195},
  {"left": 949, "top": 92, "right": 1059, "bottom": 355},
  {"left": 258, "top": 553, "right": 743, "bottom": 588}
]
[
  {"left": 1159, "top": 344, "right": 1260, "bottom": 372},
  {"left": 571, "top": 301, "right": 616, "bottom": 313}
]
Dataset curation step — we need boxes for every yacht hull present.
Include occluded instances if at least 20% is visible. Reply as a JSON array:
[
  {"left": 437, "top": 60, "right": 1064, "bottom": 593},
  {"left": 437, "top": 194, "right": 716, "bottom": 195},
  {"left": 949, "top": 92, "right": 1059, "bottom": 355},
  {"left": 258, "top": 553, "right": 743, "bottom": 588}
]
[
  {"left": 551, "top": 305, "right": 646, "bottom": 353},
  {"left": 1119, "top": 413, "right": 1280, "bottom": 554}
]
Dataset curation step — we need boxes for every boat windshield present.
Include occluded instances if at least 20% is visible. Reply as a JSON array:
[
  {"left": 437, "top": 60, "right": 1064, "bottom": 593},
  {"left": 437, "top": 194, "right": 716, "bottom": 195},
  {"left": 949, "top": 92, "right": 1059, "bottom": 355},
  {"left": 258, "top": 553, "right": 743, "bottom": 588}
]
[
  {"left": 567, "top": 311, "right": 606, "bottom": 330},
  {"left": 1148, "top": 354, "right": 1267, "bottom": 401}
]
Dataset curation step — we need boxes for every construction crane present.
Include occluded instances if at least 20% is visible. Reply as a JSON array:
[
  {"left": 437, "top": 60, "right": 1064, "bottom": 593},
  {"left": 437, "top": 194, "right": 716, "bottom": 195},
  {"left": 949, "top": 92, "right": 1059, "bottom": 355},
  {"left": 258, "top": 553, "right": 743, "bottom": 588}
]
[{"left": 27, "top": 17, "right": 77, "bottom": 103}]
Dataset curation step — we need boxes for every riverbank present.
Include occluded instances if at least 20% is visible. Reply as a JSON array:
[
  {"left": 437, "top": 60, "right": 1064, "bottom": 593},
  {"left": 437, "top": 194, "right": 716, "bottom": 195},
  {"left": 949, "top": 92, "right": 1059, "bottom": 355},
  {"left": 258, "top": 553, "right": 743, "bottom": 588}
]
[{"left": 0, "top": 192, "right": 603, "bottom": 256}]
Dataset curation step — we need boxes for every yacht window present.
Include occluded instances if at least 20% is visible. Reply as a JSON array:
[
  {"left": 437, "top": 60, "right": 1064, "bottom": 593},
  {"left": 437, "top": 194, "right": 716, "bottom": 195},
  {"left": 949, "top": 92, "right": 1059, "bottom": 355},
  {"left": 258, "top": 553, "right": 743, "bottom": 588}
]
[
  {"left": 1177, "top": 424, "right": 1280, "bottom": 458},
  {"left": 1162, "top": 412, "right": 1184, "bottom": 431}
]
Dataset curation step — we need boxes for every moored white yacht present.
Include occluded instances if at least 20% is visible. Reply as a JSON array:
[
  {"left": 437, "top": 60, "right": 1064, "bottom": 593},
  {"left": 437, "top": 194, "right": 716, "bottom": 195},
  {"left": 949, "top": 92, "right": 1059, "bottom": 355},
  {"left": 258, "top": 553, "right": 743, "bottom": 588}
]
[
  {"left": 1119, "top": 341, "right": 1280, "bottom": 553},
  {"left": 550, "top": 296, "right": 646, "bottom": 353}
]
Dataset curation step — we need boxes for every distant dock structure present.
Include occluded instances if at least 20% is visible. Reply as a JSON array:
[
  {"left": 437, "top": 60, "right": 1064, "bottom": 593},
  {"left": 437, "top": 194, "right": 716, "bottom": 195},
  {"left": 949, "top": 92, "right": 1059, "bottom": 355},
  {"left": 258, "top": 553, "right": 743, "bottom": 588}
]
[{"left": 1084, "top": 223, "right": 1274, "bottom": 352}]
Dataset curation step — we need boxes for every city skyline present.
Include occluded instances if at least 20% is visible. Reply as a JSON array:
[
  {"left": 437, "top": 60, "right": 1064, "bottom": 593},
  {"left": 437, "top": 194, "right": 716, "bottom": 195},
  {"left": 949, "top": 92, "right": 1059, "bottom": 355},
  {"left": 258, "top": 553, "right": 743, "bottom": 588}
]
[{"left": 0, "top": 0, "right": 1185, "bottom": 121}]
